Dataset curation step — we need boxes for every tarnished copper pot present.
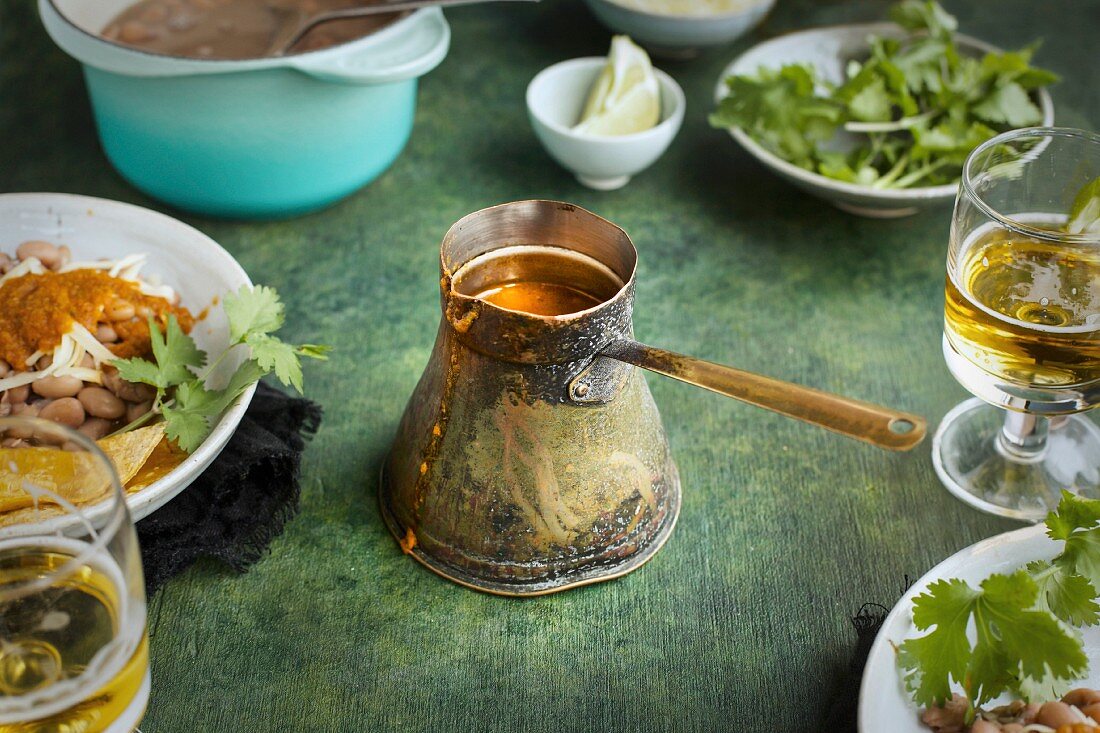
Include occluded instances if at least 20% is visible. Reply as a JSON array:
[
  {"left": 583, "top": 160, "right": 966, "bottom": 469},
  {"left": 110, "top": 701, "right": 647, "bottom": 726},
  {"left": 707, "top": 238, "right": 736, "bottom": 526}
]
[{"left": 380, "top": 200, "right": 681, "bottom": 596}]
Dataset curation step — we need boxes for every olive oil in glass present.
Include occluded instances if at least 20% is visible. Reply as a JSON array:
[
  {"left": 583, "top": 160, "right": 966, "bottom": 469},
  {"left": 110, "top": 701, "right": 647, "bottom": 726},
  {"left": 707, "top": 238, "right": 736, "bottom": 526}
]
[
  {"left": 945, "top": 227, "right": 1100, "bottom": 388},
  {"left": 0, "top": 542, "right": 148, "bottom": 733}
]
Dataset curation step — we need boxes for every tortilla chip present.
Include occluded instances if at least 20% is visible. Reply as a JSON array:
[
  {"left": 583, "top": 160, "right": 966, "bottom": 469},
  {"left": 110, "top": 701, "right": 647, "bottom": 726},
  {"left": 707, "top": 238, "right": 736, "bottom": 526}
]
[
  {"left": 0, "top": 448, "right": 104, "bottom": 515},
  {"left": 96, "top": 424, "right": 167, "bottom": 487},
  {"left": 124, "top": 436, "right": 187, "bottom": 492},
  {"left": 0, "top": 424, "right": 166, "bottom": 527}
]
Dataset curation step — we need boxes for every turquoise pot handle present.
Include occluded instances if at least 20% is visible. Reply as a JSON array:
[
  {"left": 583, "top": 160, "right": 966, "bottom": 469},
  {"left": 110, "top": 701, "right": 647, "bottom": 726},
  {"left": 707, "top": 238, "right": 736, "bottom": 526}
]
[{"left": 289, "top": 8, "right": 450, "bottom": 84}]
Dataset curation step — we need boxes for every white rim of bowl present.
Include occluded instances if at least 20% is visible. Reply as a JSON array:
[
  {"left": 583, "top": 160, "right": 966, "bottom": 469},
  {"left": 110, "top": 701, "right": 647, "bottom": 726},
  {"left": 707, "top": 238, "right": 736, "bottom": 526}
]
[
  {"left": 961, "top": 126, "right": 1100, "bottom": 245},
  {"left": 593, "top": 0, "right": 776, "bottom": 21},
  {"left": 712, "top": 23, "right": 1056, "bottom": 201},
  {"left": 526, "top": 57, "right": 686, "bottom": 144}
]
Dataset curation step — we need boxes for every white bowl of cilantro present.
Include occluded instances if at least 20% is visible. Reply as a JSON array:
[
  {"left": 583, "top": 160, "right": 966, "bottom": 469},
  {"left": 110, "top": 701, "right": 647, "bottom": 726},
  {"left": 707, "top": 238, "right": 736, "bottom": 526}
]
[{"left": 711, "top": 1, "right": 1056, "bottom": 218}]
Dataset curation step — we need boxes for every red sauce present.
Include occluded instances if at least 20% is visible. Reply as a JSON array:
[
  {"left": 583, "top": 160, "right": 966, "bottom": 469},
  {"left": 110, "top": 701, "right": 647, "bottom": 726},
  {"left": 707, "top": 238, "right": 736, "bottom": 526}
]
[{"left": 0, "top": 270, "right": 193, "bottom": 368}]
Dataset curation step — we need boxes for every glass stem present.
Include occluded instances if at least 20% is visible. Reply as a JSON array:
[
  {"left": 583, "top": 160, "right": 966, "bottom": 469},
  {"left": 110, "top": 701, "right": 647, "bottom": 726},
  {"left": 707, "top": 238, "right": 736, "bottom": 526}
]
[{"left": 997, "top": 410, "right": 1049, "bottom": 463}]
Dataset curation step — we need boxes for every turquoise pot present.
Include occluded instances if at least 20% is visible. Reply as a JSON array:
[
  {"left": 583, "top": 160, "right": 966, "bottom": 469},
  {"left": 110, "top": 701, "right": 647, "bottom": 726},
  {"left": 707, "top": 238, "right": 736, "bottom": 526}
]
[{"left": 40, "top": 1, "right": 450, "bottom": 219}]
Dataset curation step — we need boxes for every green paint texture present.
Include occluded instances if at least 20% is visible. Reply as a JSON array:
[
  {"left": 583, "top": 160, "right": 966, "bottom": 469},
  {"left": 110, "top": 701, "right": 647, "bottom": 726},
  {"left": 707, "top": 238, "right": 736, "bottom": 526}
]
[{"left": 1, "top": 0, "right": 1098, "bottom": 730}]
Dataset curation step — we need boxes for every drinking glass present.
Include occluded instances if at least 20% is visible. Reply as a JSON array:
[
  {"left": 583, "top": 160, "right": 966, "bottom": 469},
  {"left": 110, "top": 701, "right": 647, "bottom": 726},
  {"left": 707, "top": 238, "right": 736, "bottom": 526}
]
[
  {"left": 934, "top": 127, "right": 1100, "bottom": 521},
  {"left": 0, "top": 417, "right": 149, "bottom": 732}
]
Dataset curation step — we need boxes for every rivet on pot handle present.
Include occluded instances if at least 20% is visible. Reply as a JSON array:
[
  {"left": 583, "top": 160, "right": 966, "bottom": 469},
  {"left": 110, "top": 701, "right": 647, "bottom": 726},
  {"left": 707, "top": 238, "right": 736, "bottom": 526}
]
[{"left": 570, "top": 339, "right": 928, "bottom": 452}]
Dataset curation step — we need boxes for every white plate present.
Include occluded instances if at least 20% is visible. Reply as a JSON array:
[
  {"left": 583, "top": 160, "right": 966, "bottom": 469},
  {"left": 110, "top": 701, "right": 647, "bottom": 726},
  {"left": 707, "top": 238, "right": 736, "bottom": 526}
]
[
  {"left": 713, "top": 23, "right": 1054, "bottom": 218},
  {"left": 859, "top": 524, "right": 1100, "bottom": 731},
  {"left": 0, "top": 192, "right": 256, "bottom": 521}
]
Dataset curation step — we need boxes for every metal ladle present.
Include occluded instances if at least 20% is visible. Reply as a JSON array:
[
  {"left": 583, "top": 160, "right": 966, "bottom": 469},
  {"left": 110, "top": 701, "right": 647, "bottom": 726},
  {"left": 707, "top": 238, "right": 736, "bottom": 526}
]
[{"left": 267, "top": 0, "right": 538, "bottom": 56}]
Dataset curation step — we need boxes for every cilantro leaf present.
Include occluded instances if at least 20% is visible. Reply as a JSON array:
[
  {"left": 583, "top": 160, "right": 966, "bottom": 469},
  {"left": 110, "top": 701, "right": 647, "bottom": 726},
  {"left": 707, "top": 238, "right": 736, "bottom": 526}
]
[
  {"left": 1028, "top": 560, "right": 1100, "bottom": 627},
  {"left": 900, "top": 492, "right": 1100, "bottom": 716},
  {"left": 889, "top": 0, "right": 957, "bottom": 39},
  {"left": 898, "top": 578, "right": 978, "bottom": 706},
  {"left": 898, "top": 571, "right": 1087, "bottom": 710},
  {"left": 972, "top": 571, "right": 1086, "bottom": 699},
  {"left": 111, "top": 356, "right": 164, "bottom": 389},
  {"left": 110, "top": 315, "right": 203, "bottom": 390},
  {"left": 972, "top": 82, "right": 1043, "bottom": 127},
  {"left": 225, "top": 285, "right": 285, "bottom": 344},
  {"left": 247, "top": 334, "right": 303, "bottom": 393},
  {"left": 150, "top": 314, "right": 206, "bottom": 387},
  {"left": 161, "top": 402, "right": 211, "bottom": 453},
  {"left": 112, "top": 283, "right": 327, "bottom": 452}
]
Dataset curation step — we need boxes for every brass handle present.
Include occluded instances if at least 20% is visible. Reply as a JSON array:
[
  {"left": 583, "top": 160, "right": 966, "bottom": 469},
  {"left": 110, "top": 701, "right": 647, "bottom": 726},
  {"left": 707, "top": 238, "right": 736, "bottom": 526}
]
[{"left": 599, "top": 340, "right": 927, "bottom": 452}]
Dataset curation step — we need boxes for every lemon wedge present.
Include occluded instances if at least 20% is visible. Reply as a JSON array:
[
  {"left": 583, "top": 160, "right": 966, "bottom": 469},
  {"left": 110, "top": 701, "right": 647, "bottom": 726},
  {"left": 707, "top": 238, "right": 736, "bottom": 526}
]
[{"left": 575, "top": 36, "right": 661, "bottom": 136}]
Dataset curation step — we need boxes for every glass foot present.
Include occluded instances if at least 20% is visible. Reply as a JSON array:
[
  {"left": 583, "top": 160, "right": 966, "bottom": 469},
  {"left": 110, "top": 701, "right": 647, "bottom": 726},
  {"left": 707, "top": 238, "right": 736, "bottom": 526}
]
[{"left": 933, "top": 398, "right": 1100, "bottom": 522}]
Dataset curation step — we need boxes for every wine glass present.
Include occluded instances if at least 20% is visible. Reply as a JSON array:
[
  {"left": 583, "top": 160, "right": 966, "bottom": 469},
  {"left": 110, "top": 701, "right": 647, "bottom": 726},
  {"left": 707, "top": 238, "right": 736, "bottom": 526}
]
[
  {"left": 934, "top": 127, "right": 1100, "bottom": 521},
  {"left": 0, "top": 417, "right": 149, "bottom": 732}
]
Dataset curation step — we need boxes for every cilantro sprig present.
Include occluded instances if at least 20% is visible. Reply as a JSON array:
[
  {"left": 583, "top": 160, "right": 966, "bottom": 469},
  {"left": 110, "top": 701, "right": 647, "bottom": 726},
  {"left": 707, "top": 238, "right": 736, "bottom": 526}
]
[
  {"left": 898, "top": 492, "right": 1100, "bottom": 720},
  {"left": 111, "top": 285, "right": 329, "bottom": 452},
  {"left": 709, "top": 0, "right": 1059, "bottom": 189}
]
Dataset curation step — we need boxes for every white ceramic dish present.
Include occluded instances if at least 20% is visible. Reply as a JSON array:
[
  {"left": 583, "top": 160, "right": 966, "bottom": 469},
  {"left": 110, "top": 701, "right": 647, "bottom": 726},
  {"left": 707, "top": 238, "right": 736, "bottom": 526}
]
[
  {"left": 713, "top": 23, "right": 1055, "bottom": 218},
  {"left": 584, "top": 0, "right": 774, "bottom": 57},
  {"left": 0, "top": 193, "right": 255, "bottom": 521},
  {"left": 859, "top": 524, "right": 1100, "bottom": 731},
  {"left": 527, "top": 57, "right": 685, "bottom": 190}
]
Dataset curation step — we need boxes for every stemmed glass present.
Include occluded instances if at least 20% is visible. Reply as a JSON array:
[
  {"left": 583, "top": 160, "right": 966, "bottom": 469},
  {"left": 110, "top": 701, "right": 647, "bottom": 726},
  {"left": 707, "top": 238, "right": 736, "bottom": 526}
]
[
  {"left": 0, "top": 417, "right": 149, "bottom": 732},
  {"left": 934, "top": 127, "right": 1100, "bottom": 521}
]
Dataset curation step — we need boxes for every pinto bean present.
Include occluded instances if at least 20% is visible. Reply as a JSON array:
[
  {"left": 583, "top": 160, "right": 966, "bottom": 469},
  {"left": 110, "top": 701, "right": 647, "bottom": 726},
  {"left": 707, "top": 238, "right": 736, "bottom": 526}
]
[
  {"left": 1001, "top": 725, "right": 1024, "bottom": 733},
  {"left": 7, "top": 385, "right": 29, "bottom": 404},
  {"left": 1036, "top": 701, "right": 1079, "bottom": 727},
  {"left": 78, "top": 387, "right": 126, "bottom": 419},
  {"left": 0, "top": 253, "right": 11, "bottom": 272},
  {"left": 77, "top": 417, "right": 113, "bottom": 441},
  {"left": 126, "top": 400, "right": 153, "bottom": 424},
  {"left": 36, "top": 355, "right": 51, "bottom": 370},
  {"left": 0, "top": 360, "right": 9, "bottom": 378},
  {"left": 969, "top": 720, "right": 1000, "bottom": 733},
  {"left": 106, "top": 299, "right": 136, "bottom": 321},
  {"left": 1081, "top": 702, "right": 1100, "bottom": 722},
  {"left": 1064, "top": 689, "right": 1100, "bottom": 707},
  {"left": 32, "top": 375, "right": 84, "bottom": 399},
  {"left": 39, "top": 398, "right": 85, "bottom": 428},
  {"left": 96, "top": 324, "right": 118, "bottom": 343},
  {"left": 57, "top": 245, "right": 71, "bottom": 269},
  {"left": 16, "top": 240, "right": 63, "bottom": 268},
  {"left": 1, "top": 438, "right": 26, "bottom": 448},
  {"left": 7, "top": 404, "right": 39, "bottom": 438},
  {"left": 102, "top": 368, "right": 155, "bottom": 402}
]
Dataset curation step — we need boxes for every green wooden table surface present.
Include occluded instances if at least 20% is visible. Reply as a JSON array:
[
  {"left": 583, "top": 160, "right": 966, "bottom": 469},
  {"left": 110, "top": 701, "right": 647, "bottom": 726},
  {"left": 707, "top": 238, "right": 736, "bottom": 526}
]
[{"left": 3, "top": 0, "right": 1099, "bottom": 729}]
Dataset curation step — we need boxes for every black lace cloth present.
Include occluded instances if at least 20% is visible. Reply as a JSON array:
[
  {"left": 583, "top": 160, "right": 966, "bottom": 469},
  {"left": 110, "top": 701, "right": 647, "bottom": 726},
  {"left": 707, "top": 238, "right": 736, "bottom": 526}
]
[
  {"left": 819, "top": 603, "right": 891, "bottom": 732},
  {"left": 136, "top": 382, "right": 322, "bottom": 595}
]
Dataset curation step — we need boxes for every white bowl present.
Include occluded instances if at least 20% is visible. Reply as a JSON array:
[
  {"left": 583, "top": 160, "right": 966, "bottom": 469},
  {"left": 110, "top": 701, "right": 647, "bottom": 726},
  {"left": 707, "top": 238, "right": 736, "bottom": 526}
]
[
  {"left": 0, "top": 193, "right": 255, "bottom": 521},
  {"left": 584, "top": 0, "right": 775, "bottom": 58},
  {"left": 713, "top": 23, "right": 1056, "bottom": 218},
  {"left": 527, "top": 57, "right": 685, "bottom": 191}
]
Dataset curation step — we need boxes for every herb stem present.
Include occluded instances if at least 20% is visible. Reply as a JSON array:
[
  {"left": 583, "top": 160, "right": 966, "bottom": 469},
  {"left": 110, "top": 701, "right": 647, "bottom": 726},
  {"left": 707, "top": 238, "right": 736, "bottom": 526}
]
[{"left": 844, "top": 110, "right": 937, "bottom": 134}]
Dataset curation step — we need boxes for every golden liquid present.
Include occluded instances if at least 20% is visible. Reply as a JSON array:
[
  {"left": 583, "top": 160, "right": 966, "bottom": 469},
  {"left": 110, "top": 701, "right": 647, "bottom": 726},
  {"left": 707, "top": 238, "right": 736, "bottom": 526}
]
[
  {"left": 473, "top": 281, "right": 605, "bottom": 316},
  {"left": 0, "top": 546, "right": 147, "bottom": 733},
  {"left": 944, "top": 227, "right": 1100, "bottom": 387},
  {"left": 454, "top": 245, "right": 623, "bottom": 317}
]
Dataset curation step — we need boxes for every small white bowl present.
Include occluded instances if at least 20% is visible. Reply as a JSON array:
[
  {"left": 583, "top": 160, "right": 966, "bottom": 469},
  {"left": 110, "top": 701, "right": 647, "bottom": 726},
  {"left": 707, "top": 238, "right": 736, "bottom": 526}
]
[
  {"left": 584, "top": 0, "right": 775, "bottom": 58},
  {"left": 527, "top": 57, "right": 685, "bottom": 191},
  {"left": 0, "top": 193, "right": 255, "bottom": 522},
  {"left": 713, "top": 23, "right": 1055, "bottom": 218}
]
